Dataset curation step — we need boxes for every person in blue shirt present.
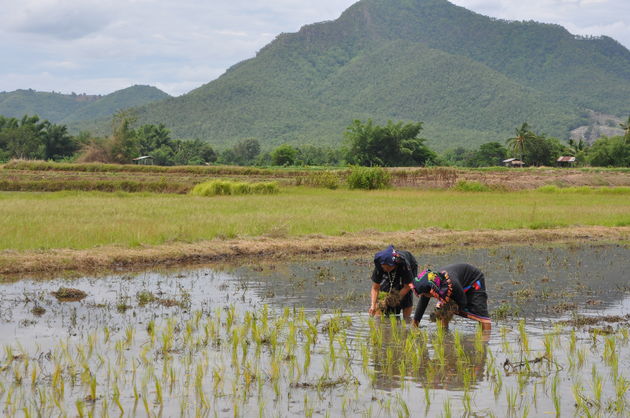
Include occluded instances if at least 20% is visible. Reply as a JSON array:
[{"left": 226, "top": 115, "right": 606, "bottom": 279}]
[{"left": 409, "top": 263, "right": 491, "bottom": 331}]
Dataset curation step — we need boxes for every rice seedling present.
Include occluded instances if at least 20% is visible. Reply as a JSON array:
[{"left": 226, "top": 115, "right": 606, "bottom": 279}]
[
  {"left": 518, "top": 320, "right": 529, "bottom": 354},
  {"left": 500, "top": 326, "right": 512, "bottom": 355},
  {"left": 551, "top": 374, "right": 560, "bottom": 416},
  {"left": 521, "top": 401, "right": 530, "bottom": 418},
  {"left": 462, "top": 391, "right": 472, "bottom": 415},
  {"left": 493, "top": 368, "right": 503, "bottom": 399},
  {"left": 506, "top": 387, "right": 518, "bottom": 413},
  {"left": 442, "top": 397, "right": 452, "bottom": 418},
  {"left": 424, "top": 383, "right": 431, "bottom": 407},
  {"left": 577, "top": 347, "right": 586, "bottom": 369},
  {"left": 543, "top": 333, "right": 554, "bottom": 360},
  {"left": 572, "top": 381, "right": 597, "bottom": 418}
]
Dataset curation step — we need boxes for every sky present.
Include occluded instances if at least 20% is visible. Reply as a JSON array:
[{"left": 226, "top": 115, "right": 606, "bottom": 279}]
[{"left": 1, "top": 0, "right": 628, "bottom": 97}]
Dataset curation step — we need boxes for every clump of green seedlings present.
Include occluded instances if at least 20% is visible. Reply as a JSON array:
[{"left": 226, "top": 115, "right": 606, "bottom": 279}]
[
  {"left": 51, "top": 287, "right": 87, "bottom": 301},
  {"left": 376, "top": 290, "right": 401, "bottom": 314}
]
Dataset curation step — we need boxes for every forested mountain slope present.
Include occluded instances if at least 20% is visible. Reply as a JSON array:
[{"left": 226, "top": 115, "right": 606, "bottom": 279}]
[{"left": 89, "top": 0, "right": 630, "bottom": 148}]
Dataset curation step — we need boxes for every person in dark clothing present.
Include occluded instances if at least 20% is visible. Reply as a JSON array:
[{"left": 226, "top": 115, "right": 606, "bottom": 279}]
[
  {"left": 409, "top": 263, "right": 491, "bottom": 331},
  {"left": 369, "top": 245, "right": 418, "bottom": 320}
]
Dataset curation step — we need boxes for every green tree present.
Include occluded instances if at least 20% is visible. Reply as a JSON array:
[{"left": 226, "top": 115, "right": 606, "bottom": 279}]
[
  {"left": 109, "top": 110, "right": 139, "bottom": 163},
  {"left": 296, "top": 145, "right": 342, "bottom": 166},
  {"left": 137, "top": 124, "right": 171, "bottom": 155},
  {"left": 506, "top": 123, "right": 536, "bottom": 163},
  {"left": 43, "top": 123, "right": 78, "bottom": 160},
  {"left": 620, "top": 115, "right": 630, "bottom": 141},
  {"left": 344, "top": 119, "right": 436, "bottom": 166},
  {"left": 0, "top": 115, "right": 47, "bottom": 160},
  {"left": 523, "top": 135, "right": 565, "bottom": 166},
  {"left": 473, "top": 142, "right": 507, "bottom": 167},
  {"left": 567, "top": 138, "right": 586, "bottom": 155},
  {"left": 271, "top": 144, "right": 298, "bottom": 166},
  {"left": 170, "top": 139, "right": 216, "bottom": 165},
  {"left": 232, "top": 138, "right": 261, "bottom": 164},
  {"left": 588, "top": 136, "right": 630, "bottom": 167}
]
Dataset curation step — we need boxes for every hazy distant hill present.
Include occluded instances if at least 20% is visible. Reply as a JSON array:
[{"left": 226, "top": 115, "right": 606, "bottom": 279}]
[
  {"left": 0, "top": 85, "right": 170, "bottom": 125},
  {"left": 31, "top": 0, "right": 630, "bottom": 150},
  {"left": 61, "top": 85, "right": 171, "bottom": 123}
]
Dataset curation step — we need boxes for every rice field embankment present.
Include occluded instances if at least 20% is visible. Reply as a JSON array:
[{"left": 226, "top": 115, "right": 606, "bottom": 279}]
[{"left": 4, "top": 160, "right": 630, "bottom": 193}]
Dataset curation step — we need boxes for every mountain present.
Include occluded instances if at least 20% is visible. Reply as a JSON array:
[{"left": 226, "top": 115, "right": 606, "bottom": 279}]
[
  {"left": 61, "top": 85, "right": 171, "bottom": 123},
  {"left": 38, "top": 0, "right": 630, "bottom": 149},
  {"left": 0, "top": 89, "right": 100, "bottom": 122},
  {"left": 0, "top": 85, "right": 170, "bottom": 125}
]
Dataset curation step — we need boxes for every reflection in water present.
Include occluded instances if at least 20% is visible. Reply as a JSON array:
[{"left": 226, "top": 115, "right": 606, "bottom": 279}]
[{"left": 367, "top": 317, "right": 488, "bottom": 392}]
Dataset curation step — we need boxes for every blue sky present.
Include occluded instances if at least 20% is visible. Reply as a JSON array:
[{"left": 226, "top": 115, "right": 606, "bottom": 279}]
[{"left": 1, "top": 0, "right": 628, "bottom": 96}]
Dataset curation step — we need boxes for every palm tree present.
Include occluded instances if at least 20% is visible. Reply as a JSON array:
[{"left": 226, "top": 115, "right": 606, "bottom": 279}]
[{"left": 506, "top": 123, "right": 536, "bottom": 164}]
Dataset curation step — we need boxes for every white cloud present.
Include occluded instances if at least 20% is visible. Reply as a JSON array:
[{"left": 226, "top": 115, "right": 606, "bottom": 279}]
[
  {"left": 0, "top": 0, "right": 627, "bottom": 96},
  {"left": 6, "top": 0, "right": 115, "bottom": 39},
  {"left": 450, "top": 0, "right": 630, "bottom": 46}
]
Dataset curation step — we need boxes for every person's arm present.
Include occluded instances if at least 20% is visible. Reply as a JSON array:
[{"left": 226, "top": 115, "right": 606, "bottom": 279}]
[
  {"left": 399, "top": 284, "right": 410, "bottom": 298},
  {"left": 399, "top": 264, "right": 414, "bottom": 298},
  {"left": 412, "top": 295, "right": 430, "bottom": 326},
  {"left": 368, "top": 282, "right": 380, "bottom": 316}
]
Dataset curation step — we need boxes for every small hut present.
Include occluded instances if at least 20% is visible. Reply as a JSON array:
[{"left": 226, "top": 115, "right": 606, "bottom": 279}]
[
  {"left": 132, "top": 156, "right": 154, "bottom": 165},
  {"left": 502, "top": 158, "right": 525, "bottom": 168},
  {"left": 556, "top": 156, "right": 576, "bottom": 167}
]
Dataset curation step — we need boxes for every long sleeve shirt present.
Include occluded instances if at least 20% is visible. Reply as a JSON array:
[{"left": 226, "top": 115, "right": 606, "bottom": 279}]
[{"left": 413, "top": 263, "right": 485, "bottom": 323}]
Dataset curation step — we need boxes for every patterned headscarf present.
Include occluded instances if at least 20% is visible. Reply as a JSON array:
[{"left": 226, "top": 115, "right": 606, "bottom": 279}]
[{"left": 411, "top": 269, "right": 452, "bottom": 302}]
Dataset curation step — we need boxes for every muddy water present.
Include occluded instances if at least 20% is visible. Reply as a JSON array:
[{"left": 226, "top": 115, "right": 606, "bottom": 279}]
[{"left": 0, "top": 244, "right": 628, "bottom": 417}]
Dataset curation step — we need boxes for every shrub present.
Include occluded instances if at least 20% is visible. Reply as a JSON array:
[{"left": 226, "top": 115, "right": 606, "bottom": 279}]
[
  {"left": 190, "top": 180, "right": 279, "bottom": 196},
  {"left": 251, "top": 182, "right": 279, "bottom": 194},
  {"left": 304, "top": 171, "right": 341, "bottom": 189},
  {"left": 451, "top": 180, "right": 492, "bottom": 192},
  {"left": 346, "top": 166, "right": 391, "bottom": 190}
]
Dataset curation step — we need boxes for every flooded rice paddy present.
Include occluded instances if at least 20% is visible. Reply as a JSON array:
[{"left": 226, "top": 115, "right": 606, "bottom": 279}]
[{"left": 0, "top": 244, "right": 628, "bottom": 417}]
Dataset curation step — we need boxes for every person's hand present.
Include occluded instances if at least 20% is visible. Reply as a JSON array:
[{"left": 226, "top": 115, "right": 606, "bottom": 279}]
[
  {"left": 368, "top": 304, "right": 377, "bottom": 316},
  {"left": 412, "top": 319, "right": 419, "bottom": 328}
]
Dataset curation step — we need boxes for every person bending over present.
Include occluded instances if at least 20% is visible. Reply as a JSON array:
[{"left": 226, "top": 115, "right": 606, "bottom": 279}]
[
  {"left": 410, "top": 263, "right": 491, "bottom": 331},
  {"left": 368, "top": 245, "right": 418, "bottom": 321}
]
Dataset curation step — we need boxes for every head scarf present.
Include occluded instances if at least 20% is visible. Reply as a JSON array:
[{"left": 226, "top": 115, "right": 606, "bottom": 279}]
[
  {"left": 412, "top": 269, "right": 453, "bottom": 304},
  {"left": 374, "top": 245, "right": 399, "bottom": 267},
  {"left": 411, "top": 269, "right": 441, "bottom": 295}
]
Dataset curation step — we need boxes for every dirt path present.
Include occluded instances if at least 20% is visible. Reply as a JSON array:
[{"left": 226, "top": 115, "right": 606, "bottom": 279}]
[{"left": 2, "top": 226, "right": 628, "bottom": 278}]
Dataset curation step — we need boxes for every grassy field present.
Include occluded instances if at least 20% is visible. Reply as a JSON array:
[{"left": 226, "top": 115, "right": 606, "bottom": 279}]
[
  {"left": 1, "top": 187, "right": 629, "bottom": 251},
  {"left": 4, "top": 161, "right": 630, "bottom": 192}
]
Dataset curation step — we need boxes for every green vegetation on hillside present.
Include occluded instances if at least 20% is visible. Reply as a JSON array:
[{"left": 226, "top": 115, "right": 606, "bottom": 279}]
[
  {"left": 109, "top": 0, "right": 630, "bottom": 150},
  {"left": 0, "top": 85, "right": 170, "bottom": 125},
  {"left": 62, "top": 85, "right": 170, "bottom": 123}
]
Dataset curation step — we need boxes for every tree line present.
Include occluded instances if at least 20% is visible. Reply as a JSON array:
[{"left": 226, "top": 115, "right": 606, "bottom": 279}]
[
  {"left": 446, "top": 119, "right": 630, "bottom": 167},
  {"left": 1, "top": 112, "right": 629, "bottom": 167}
]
